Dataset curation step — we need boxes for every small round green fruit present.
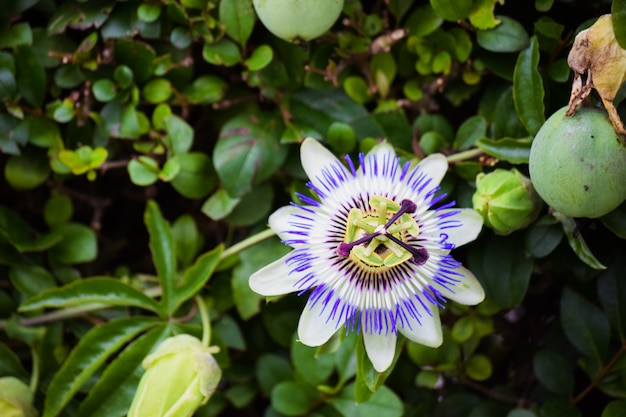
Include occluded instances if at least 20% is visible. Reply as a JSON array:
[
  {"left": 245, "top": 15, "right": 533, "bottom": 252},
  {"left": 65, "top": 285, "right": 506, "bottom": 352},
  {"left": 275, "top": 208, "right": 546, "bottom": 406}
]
[
  {"left": 529, "top": 106, "right": 626, "bottom": 218},
  {"left": 252, "top": 0, "right": 344, "bottom": 43}
]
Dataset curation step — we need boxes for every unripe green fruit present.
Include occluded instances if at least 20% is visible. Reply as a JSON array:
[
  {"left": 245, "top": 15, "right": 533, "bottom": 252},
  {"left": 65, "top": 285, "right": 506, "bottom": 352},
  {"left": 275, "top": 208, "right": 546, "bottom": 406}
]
[
  {"left": 529, "top": 106, "right": 626, "bottom": 218},
  {"left": 253, "top": 0, "right": 344, "bottom": 42}
]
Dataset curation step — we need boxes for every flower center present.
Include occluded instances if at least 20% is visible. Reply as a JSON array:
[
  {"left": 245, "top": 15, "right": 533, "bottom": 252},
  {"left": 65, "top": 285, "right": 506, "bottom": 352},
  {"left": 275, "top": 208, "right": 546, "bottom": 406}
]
[{"left": 337, "top": 195, "right": 428, "bottom": 268}]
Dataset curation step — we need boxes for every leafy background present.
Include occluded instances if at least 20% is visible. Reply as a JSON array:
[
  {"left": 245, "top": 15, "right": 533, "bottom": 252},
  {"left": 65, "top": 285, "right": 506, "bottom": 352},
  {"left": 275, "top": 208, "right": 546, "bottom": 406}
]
[{"left": 2, "top": 0, "right": 626, "bottom": 416}]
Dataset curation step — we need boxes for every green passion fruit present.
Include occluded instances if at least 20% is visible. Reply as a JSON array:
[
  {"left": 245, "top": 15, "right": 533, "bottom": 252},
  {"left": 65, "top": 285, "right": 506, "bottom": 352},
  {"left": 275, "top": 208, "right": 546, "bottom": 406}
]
[
  {"left": 252, "top": 0, "right": 344, "bottom": 43},
  {"left": 529, "top": 106, "right": 626, "bottom": 218}
]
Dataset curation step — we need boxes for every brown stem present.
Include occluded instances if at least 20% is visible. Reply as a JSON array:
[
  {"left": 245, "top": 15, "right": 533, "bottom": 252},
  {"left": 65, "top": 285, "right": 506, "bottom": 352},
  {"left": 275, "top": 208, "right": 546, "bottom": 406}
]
[
  {"left": 459, "top": 376, "right": 529, "bottom": 407},
  {"left": 572, "top": 341, "right": 626, "bottom": 404}
]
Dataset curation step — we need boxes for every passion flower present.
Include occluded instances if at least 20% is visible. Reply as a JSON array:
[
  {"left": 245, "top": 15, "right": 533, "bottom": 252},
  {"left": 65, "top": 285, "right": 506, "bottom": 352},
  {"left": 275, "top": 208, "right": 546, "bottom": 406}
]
[
  {"left": 249, "top": 138, "right": 484, "bottom": 372},
  {"left": 529, "top": 106, "right": 626, "bottom": 218}
]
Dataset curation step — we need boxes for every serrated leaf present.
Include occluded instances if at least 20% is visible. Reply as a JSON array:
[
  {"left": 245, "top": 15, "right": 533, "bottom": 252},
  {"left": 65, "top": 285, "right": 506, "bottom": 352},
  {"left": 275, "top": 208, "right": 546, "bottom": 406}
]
[
  {"left": 19, "top": 277, "right": 161, "bottom": 314},
  {"left": 144, "top": 200, "right": 176, "bottom": 316},
  {"left": 41, "top": 317, "right": 158, "bottom": 417},
  {"left": 78, "top": 325, "right": 171, "bottom": 417},
  {"left": 513, "top": 36, "right": 545, "bottom": 136},
  {"left": 561, "top": 287, "right": 610, "bottom": 363}
]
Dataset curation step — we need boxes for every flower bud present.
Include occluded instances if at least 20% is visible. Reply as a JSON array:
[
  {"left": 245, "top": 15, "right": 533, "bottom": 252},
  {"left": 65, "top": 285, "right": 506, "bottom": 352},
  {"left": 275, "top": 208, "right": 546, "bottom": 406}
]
[
  {"left": 128, "top": 334, "right": 221, "bottom": 417},
  {"left": 0, "top": 377, "right": 37, "bottom": 417},
  {"left": 472, "top": 168, "right": 542, "bottom": 235}
]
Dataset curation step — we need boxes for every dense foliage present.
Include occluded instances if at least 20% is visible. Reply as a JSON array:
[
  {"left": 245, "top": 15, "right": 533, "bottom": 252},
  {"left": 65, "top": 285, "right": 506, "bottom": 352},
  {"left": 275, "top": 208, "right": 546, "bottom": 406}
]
[{"left": 2, "top": 0, "right": 626, "bottom": 416}]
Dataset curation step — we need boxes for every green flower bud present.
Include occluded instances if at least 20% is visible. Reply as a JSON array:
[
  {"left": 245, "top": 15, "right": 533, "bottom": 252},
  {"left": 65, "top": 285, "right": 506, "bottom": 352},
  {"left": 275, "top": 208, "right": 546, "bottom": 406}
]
[
  {"left": 472, "top": 168, "right": 542, "bottom": 235},
  {"left": 128, "top": 334, "right": 221, "bottom": 417},
  {"left": 0, "top": 377, "right": 38, "bottom": 417}
]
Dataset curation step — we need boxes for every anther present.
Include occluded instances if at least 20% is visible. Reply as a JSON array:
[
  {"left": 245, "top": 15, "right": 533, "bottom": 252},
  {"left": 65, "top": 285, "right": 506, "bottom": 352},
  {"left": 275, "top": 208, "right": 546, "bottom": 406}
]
[
  {"left": 384, "top": 233, "right": 429, "bottom": 265},
  {"left": 384, "top": 199, "right": 417, "bottom": 229},
  {"left": 337, "top": 232, "right": 380, "bottom": 257}
]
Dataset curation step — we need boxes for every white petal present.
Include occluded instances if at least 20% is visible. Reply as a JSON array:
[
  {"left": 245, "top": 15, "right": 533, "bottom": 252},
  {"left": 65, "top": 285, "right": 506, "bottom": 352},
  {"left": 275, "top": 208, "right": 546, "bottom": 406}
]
[
  {"left": 297, "top": 296, "right": 342, "bottom": 346},
  {"left": 268, "top": 205, "right": 302, "bottom": 243},
  {"left": 363, "top": 331, "right": 397, "bottom": 372},
  {"left": 398, "top": 305, "right": 443, "bottom": 348},
  {"left": 439, "top": 266, "right": 485, "bottom": 306},
  {"left": 300, "top": 138, "right": 346, "bottom": 184},
  {"left": 418, "top": 153, "right": 448, "bottom": 188},
  {"left": 437, "top": 208, "right": 484, "bottom": 248},
  {"left": 248, "top": 254, "right": 299, "bottom": 296}
]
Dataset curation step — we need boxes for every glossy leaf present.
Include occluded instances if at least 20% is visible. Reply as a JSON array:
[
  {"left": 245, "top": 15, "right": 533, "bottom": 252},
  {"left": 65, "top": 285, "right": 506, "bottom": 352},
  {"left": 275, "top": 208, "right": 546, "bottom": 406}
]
[
  {"left": 476, "top": 137, "right": 532, "bottom": 164},
  {"left": 476, "top": 16, "right": 530, "bottom": 52},
  {"left": 219, "top": 0, "right": 255, "bottom": 46},
  {"left": 41, "top": 317, "right": 158, "bottom": 417},
  {"left": 561, "top": 287, "right": 610, "bottom": 363},
  {"left": 170, "top": 152, "right": 218, "bottom": 199},
  {"left": 78, "top": 325, "right": 172, "bottom": 417},
  {"left": 14, "top": 44, "right": 46, "bottom": 107},
  {"left": 19, "top": 277, "right": 161, "bottom": 314},
  {"left": 454, "top": 115, "right": 487, "bottom": 150},
  {"left": 202, "top": 38, "right": 242, "bottom": 66},
  {"left": 144, "top": 200, "right": 176, "bottom": 316},
  {"left": 513, "top": 36, "right": 545, "bottom": 136},
  {"left": 48, "top": 222, "right": 97, "bottom": 264},
  {"left": 271, "top": 381, "right": 320, "bottom": 416},
  {"left": 213, "top": 111, "right": 286, "bottom": 197}
]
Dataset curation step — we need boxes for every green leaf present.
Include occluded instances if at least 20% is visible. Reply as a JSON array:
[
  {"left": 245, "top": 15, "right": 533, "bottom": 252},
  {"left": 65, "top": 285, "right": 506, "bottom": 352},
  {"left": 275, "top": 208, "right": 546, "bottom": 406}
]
[
  {"left": 612, "top": 0, "right": 626, "bottom": 50},
  {"left": 507, "top": 410, "right": 538, "bottom": 417},
  {"left": 271, "top": 381, "right": 321, "bottom": 416},
  {"left": 12, "top": 115, "right": 62, "bottom": 148},
  {"left": 467, "top": 234, "right": 533, "bottom": 308},
  {"left": 92, "top": 79, "right": 117, "bottom": 102},
  {"left": 10, "top": 264, "right": 56, "bottom": 297},
  {"left": 291, "top": 335, "right": 335, "bottom": 386},
  {"left": 128, "top": 156, "right": 159, "bottom": 186},
  {"left": 49, "top": 222, "right": 97, "bottom": 264},
  {"left": 532, "top": 349, "right": 574, "bottom": 396},
  {"left": 19, "top": 277, "right": 161, "bottom": 314},
  {"left": 329, "top": 383, "right": 404, "bottom": 417},
  {"left": 225, "top": 184, "right": 274, "bottom": 226},
  {"left": 202, "top": 38, "right": 242, "bottom": 66},
  {"left": 183, "top": 75, "right": 228, "bottom": 104},
  {"left": 454, "top": 115, "right": 487, "bottom": 150},
  {"left": 44, "top": 194, "right": 73, "bottom": 228},
  {"left": 170, "top": 152, "right": 218, "bottom": 199},
  {"left": 0, "top": 205, "right": 61, "bottom": 253},
  {"left": 255, "top": 354, "right": 294, "bottom": 396},
  {"left": 600, "top": 202, "right": 626, "bottom": 239},
  {"left": 163, "top": 114, "right": 193, "bottom": 155},
  {"left": 4, "top": 152, "right": 50, "bottom": 190},
  {"left": 142, "top": 78, "right": 172, "bottom": 104},
  {"left": 0, "top": 342, "right": 29, "bottom": 380},
  {"left": 476, "top": 137, "right": 531, "bottom": 164},
  {"left": 560, "top": 287, "right": 610, "bottom": 363},
  {"left": 554, "top": 212, "right": 606, "bottom": 270},
  {"left": 429, "top": 0, "right": 472, "bottom": 21},
  {"left": 14, "top": 44, "right": 46, "bottom": 107},
  {"left": 476, "top": 15, "right": 530, "bottom": 52},
  {"left": 172, "top": 245, "right": 223, "bottom": 312},
  {"left": 597, "top": 257, "right": 626, "bottom": 340},
  {"left": 465, "top": 354, "right": 492, "bottom": 381},
  {"left": 405, "top": 4, "right": 443, "bottom": 37},
  {"left": 144, "top": 200, "right": 176, "bottom": 316},
  {"left": 513, "top": 36, "right": 545, "bottom": 136},
  {"left": 343, "top": 76, "right": 372, "bottom": 104},
  {"left": 219, "top": 0, "right": 255, "bottom": 46},
  {"left": 213, "top": 112, "right": 286, "bottom": 197},
  {"left": 41, "top": 317, "right": 158, "bottom": 417},
  {"left": 171, "top": 214, "right": 204, "bottom": 267},
  {"left": 78, "top": 325, "right": 171, "bottom": 417},
  {"left": 137, "top": 3, "right": 161, "bottom": 23},
  {"left": 231, "top": 237, "right": 290, "bottom": 320},
  {"left": 602, "top": 400, "right": 626, "bottom": 417},
  {"left": 245, "top": 44, "right": 274, "bottom": 71},
  {"left": 113, "top": 39, "right": 155, "bottom": 83},
  {"left": 524, "top": 219, "right": 562, "bottom": 258},
  {"left": 202, "top": 188, "right": 241, "bottom": 220}
]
